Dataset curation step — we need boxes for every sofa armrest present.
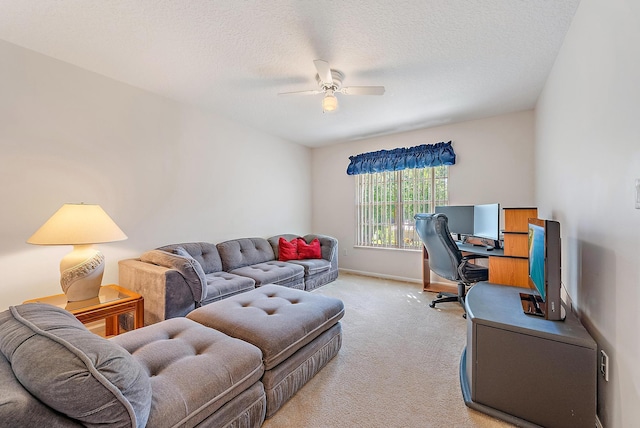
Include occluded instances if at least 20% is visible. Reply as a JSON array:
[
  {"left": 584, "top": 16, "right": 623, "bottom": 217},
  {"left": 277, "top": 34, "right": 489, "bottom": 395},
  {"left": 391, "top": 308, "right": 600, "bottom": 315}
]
[{"left": 118, "top": 259, "right": 196, "bottom": 325}]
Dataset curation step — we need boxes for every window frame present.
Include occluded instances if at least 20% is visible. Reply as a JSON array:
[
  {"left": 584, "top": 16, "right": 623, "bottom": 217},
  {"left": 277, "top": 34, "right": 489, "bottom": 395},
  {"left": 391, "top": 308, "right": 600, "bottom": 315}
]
[{"left": 355, "top": 166, "right": 449, "bottom": 250}]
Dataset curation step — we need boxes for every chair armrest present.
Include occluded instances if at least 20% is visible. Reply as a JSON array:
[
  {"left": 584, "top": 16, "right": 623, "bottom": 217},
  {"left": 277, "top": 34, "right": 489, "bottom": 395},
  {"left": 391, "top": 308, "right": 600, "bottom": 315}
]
[
  {"left": 458, "top": 254, "right": 490, "bottom": 284},
  {"left": 461, "top": 254, "right": 489, "bottom": 261}
]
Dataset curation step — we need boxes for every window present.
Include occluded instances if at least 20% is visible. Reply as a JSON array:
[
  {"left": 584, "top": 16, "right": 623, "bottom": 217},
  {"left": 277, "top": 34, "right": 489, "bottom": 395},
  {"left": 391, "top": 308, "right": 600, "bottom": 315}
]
[{"left": 355, "top": 166, "right": 448, "bottom": 249}]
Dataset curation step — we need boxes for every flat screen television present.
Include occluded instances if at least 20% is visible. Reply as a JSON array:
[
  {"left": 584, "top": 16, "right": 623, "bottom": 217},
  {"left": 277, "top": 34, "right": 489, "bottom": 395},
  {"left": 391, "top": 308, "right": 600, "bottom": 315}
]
[
  {"left": 519, "top": 218, "right": 565, "bottom": 321},
  {"left": 434, "top": 205, "right": 474, "bottom": 240},
  {"left": 473, "top": 203, "right": 500, "bottom": 247}
]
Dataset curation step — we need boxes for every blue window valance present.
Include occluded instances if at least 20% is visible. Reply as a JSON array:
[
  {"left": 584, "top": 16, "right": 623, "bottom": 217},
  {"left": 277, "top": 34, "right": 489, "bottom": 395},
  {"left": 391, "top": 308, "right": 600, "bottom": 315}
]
[{"left": 346, "top": 141, "right": 456, "bottom": 175}]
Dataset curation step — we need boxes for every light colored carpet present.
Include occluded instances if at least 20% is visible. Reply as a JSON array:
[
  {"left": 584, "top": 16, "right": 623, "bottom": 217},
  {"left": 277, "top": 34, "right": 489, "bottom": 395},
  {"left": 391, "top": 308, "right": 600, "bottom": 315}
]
[{"left": 262, "top": 273, "right": 515, "bottom": 428}]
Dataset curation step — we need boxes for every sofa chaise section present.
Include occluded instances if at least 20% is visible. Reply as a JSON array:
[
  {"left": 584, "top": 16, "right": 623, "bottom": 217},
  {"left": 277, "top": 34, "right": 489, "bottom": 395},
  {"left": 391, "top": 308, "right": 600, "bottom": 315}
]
[
  {"left": 187, "top": 284, "right": 344, "bottom": 418},
  {"left": 111, "top": 317, "right": 266, "bottom": 427},
  {"left": 0, "top": 303, "right": 267, "bottom": 428}
]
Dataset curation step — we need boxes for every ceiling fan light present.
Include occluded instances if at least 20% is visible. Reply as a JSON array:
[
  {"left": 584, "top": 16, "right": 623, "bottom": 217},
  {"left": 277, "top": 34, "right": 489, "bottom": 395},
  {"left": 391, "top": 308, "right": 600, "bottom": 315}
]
[{"left": 322, "top": 93, "right": 338, "bottom": 112}]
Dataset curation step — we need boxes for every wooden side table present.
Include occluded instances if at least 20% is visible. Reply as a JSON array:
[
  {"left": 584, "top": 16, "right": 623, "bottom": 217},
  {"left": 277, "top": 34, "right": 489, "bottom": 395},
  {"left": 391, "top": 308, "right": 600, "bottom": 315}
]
[{"left": 24, "top": 284, "right": 144, "bottom": 336}]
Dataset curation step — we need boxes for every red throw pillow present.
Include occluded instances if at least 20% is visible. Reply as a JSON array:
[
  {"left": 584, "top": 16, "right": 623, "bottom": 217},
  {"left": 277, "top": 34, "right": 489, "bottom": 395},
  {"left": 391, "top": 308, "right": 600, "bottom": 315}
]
[
  {"left": 278, "top": 237, "right": 299, "bottom": 261},
  {"left": 297, "top": 238, "right": 322, "bottom": 259}
]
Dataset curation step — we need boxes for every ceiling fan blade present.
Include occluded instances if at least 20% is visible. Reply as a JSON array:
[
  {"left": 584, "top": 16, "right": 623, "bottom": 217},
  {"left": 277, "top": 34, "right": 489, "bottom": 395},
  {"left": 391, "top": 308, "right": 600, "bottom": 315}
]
[
  {"left": 313, "top": 59, "right": 333, "bottom": 86},
  {"left": 340, "top": 86, "right": 386, "bottom": 96},
  {"left": 278, "top": 89, "right": 323, "bottom": 96}
]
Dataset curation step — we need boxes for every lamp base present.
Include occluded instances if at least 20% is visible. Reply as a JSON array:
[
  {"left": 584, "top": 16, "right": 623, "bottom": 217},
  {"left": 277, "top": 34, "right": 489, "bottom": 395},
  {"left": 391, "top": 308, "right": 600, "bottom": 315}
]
[{"left": 60, "top": 245, "right": 105, "bottom": 302}]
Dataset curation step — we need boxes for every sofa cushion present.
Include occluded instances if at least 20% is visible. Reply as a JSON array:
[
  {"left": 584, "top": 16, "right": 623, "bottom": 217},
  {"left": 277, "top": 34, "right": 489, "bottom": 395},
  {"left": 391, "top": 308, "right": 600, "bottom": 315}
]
[
  {"left": 287, "top": 258, "right": 331, "bottom": 276},
  {"left": 111, "top": 318, "right": 264, "bottom": 428},
  {"left": 217, "top": 238, "right": 276, "bottom": 271},
  {"left": 201, "top": 271, "right": 256, "bottom": 305},
  {"left": 140, "top": 249, "right": 206, "bottom": 303},
  {"left": 157, "top": 242, "right": 223, "bottom": 274},
  {"left": 278, "top": 237, "right": 299, "bottom": 261},
  {"left": 0, "top": 304, "right": 151, "bottom": 428},
  {"left": 297, "top": 238, "right": 322, "bottom": 259},
  {"left": 230, "top": 261, "right": 304, "bottom": 286}
]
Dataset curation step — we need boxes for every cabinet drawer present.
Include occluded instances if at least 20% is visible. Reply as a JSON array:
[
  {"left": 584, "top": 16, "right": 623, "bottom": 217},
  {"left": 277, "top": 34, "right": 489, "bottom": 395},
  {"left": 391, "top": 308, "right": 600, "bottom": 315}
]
[
  {"left": 503, "top": 233, "right": 528, "bottom": 257},
  {"left": 504, "top": 208, "right": 538, "bottom": 233}
]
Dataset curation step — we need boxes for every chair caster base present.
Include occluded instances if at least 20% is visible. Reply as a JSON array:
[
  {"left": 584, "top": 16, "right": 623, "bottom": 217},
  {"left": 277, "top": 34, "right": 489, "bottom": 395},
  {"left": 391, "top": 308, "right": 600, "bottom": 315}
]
[{"left": 429, "top": 302, "right": 436, "bottom": 308}]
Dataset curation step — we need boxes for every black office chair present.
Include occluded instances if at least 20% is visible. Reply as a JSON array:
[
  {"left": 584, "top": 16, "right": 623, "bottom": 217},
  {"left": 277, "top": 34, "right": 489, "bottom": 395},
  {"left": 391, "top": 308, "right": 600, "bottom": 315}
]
[{"left": 414, "top": 213, "right": 489, "bottom": 313}]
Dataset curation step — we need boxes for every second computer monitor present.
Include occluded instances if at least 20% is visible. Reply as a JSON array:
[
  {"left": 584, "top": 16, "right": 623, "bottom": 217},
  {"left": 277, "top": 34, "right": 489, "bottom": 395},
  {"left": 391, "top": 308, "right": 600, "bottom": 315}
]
[
  {"left": 473, "top": 203, "right": 501, "bottom": 241},
  {"left": 435, "top": 205, "right": 475, "bottom": 236}
]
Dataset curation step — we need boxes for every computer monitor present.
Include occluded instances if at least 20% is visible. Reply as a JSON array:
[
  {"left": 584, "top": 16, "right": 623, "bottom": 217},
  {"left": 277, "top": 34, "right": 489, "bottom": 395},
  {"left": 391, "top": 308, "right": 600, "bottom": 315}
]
[
  {"left": 435, "top": 205, "right": 474, "bottom": 239},
  {"left": 520, "top": 218, "right": 564, "bottom": 320},
  {"left": 473, "top": 203, "right": 500, "bottom": 244}
]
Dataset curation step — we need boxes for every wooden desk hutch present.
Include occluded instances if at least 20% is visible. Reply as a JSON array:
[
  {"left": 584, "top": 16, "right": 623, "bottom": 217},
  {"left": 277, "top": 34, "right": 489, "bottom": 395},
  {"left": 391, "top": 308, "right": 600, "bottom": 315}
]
[{"left": 488, "top": 207, "right": 537, "bottom": 288}]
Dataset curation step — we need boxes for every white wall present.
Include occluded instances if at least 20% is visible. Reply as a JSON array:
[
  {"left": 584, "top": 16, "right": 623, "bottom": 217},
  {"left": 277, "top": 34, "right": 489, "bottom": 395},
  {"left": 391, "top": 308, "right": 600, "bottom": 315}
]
[
  {"left": 311, "top": 110, "right": 535, "bottom": 282},
  {"left": 0, "top": 40, "right": 311, "bottom": 309},
  {"left": 535, "top": 0, "right": 640, "bottom": 426}
]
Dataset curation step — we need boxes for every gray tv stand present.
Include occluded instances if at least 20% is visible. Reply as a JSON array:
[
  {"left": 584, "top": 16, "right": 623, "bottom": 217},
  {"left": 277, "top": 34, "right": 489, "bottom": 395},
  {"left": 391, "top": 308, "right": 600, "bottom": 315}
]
[{"left": 460, "top": 282, "right": 596, "bottom": 428}]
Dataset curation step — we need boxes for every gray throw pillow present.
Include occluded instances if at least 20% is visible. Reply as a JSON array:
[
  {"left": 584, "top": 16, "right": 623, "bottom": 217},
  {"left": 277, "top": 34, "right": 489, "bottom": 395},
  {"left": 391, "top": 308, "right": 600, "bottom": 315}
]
[
  {"left": 0, "top": 351, "right": 83, "bottom": 427},
  {"left": 0, "top": 304, "right": 151, "bottom": 428},
  {"left": 140, "top": 249, "right": 207, "bottom": 302},
  {"left": 174, "top": 246, "right": 207, "bottom": 295}
]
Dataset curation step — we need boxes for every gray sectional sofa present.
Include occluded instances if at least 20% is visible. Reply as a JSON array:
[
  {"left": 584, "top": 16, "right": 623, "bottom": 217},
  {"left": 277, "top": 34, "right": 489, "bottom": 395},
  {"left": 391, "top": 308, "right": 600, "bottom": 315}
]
[{"left": 119, "top": 234, "right": 338, "bottom": 325}]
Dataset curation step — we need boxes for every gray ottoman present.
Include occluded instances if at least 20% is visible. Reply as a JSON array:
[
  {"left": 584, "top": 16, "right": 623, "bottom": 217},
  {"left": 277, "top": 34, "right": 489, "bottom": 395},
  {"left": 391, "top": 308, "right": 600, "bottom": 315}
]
[
  {"left": 187, "top": 284, "right": 344, "bottom": 418},
  {"left": 112, "top": 317, "right": 267, "bottom": 427}
]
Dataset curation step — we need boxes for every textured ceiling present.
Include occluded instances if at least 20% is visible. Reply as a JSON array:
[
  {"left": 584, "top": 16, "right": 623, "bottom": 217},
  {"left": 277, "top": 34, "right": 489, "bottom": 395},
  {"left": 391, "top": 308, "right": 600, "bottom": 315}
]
[{"left": 0, "top": 0, "right": 580, "bottom": 147}]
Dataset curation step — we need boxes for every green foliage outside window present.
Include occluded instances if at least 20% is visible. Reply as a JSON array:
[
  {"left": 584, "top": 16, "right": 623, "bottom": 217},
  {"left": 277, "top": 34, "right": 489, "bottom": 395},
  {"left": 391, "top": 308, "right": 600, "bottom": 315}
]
[{"left": 356, "top": 166, "right": 448, "bottom": 249}]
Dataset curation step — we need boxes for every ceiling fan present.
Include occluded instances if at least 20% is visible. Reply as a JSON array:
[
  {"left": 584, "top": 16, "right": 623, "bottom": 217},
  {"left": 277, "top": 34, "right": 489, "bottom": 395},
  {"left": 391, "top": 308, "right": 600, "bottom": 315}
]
[{"left": 278, "top": 59, "right": 385, "bottom": 112}]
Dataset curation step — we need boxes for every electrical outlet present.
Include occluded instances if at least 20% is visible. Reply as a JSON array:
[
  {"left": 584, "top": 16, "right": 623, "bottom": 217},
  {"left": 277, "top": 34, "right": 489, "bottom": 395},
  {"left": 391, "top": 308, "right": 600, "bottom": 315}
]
[
  {"left": 343, "top": 248, "right": 348, "bottom": 256},
  {"left": 635, "top": 179, "right": 640, "bottom": 209},
  {"left": 600, "top": 350, "right": 609, "bottom": 382}
]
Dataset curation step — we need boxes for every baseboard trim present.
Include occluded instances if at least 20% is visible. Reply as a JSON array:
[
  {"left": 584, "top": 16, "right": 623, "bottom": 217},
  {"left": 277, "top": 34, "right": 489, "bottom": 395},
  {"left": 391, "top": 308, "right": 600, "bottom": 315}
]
[{"left": 339, "top": 268, "right": 421, "bottom": 285}]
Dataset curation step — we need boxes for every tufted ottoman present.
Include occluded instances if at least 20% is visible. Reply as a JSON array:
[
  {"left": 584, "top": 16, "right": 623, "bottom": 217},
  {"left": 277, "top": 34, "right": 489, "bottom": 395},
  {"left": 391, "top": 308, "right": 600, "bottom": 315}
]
[
  {"left": 187, "top": 284, "right": 344, "bottom": 418},
  {"left": 111, "top": 317, "right": 267, "bottom": 427}
]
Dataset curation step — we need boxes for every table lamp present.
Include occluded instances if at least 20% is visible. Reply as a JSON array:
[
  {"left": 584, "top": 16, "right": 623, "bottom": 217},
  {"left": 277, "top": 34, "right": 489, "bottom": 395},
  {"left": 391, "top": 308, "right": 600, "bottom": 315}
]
[{"left": 27, "top": 203, "right": 127, "bottom": 301}]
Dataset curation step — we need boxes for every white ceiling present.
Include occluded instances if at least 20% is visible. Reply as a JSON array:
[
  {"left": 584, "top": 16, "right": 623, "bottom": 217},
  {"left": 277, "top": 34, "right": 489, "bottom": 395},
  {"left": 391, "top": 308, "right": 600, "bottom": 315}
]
[{"left": 0, "top": 0, "right": 580, "bottom": 147}]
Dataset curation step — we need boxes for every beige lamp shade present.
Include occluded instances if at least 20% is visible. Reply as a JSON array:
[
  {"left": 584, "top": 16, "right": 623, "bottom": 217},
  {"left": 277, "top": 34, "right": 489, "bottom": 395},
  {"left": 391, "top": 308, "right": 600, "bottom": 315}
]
[
  {"left": 27, "top": 203, "right": 127, "bottom": 245},
  {"left": 28, "top": 204, "right": 127, "bottom": 301}
]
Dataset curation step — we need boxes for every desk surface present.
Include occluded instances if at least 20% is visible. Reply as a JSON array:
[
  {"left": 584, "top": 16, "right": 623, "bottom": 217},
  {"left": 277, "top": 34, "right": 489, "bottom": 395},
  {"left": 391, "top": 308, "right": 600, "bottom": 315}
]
[
  {"left": 457, "top": 242, "right": 506, "bottom": 257},
  {"left": 465, "top": 282, "right": 596, "bottom": 348}
]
